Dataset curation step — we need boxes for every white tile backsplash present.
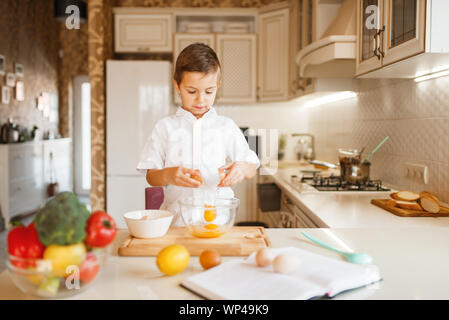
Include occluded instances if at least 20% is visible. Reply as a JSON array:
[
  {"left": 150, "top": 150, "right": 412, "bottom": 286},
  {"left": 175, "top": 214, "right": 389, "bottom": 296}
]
[
  {"left": 307, "top": 77, "right": 449, "bottom": 203},
  {"left": 215, "top": 76, "right": 449, "bottom": 203}
]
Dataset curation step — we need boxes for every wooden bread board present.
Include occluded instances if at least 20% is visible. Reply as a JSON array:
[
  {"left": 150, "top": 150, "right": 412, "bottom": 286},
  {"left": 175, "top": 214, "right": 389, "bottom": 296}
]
[
  {"left": 371, "top": 199, "right": 449, "bottom": 217},
  {"left": 118, "top": 226, "right": 271, "bottom": 257}
]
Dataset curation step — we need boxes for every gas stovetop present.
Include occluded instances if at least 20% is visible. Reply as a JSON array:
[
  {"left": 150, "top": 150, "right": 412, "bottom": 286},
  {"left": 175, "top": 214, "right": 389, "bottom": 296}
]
[{"left": 299, "top": 173, "right": 390, "bottom": 192}]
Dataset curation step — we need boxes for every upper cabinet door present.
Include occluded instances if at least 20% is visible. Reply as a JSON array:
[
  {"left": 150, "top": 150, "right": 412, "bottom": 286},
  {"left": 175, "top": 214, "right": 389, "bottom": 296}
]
[
  {"left": 356, "top": 0, "right": 384, "bottom": 76},
  {"left": 216, "top": 34, "right": 257, "bottom": 104},
  {"left": 174, "top": 34, "right": 215, "bottom": 57},
  {"left": 382, "top": 0, "right": 426, "bottom": 66},
  {"left": 258, "top": 8, "right": 289, "bottom": 102},
  {"left": 114, "top": 14, "right": 173, "bottom": 53},
  {"left": 173, "top": 34, "right": 215, "bottom": 105}
]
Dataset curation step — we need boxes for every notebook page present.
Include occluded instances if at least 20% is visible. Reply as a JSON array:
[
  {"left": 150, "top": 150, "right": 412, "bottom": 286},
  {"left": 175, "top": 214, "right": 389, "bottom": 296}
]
[
  {"left": 182, "top": 247, "right": 381, "bottom": 300},
  {"left": 245, "top": 247, "right": 381, "bottom": 297},
  {"left": 182, "top": 259, "right": 326, "bottom": 300}
]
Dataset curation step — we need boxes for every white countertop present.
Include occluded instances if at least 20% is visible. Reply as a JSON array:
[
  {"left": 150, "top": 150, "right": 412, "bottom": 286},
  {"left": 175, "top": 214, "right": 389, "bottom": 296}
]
[
  {"left": 267, "top": 166, "right": 449, "bottom": 228},
  {"left": 2, "top": 228, "right": 449, "bottom": 300}
]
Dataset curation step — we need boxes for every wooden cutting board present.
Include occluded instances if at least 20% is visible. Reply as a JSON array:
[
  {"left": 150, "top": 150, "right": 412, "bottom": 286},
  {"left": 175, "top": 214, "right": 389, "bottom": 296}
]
[
  {"left": 371, "top": 199, "right": 449, "bottom": 217},
  {"left": 118, "top": 226, "right": 271, "bottom": 257}
]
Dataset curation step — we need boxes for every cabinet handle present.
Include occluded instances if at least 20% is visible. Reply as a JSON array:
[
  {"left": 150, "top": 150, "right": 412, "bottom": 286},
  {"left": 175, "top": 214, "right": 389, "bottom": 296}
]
[
  {"left": 373, "top": 26, "right": 386, "bottom": 60},
  {"left": 377, "top": 26, "right": 386, "bottom": 58},
  {"left": 137, "top": 47, "right": 150, "bottom": 52}
]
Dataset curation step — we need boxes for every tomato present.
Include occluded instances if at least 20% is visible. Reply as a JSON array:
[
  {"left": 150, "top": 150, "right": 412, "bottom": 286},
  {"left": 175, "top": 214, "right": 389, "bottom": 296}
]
[
  {"left": 79, "top": 253, "right": 100, "bottom": 284},
  {"left": 7, "top": 223, "right": 45, "bottom": 268},
  {"left": 43, "top": 243, "right": 86, "bottom": 277},
  {"left": 85, "top": 211, "right": 117, "bottom": 248}
]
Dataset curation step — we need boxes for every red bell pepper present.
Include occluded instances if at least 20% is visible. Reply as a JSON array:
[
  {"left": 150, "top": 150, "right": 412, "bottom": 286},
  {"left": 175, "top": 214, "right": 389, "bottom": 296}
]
[
  {"left": 7, "top": 223, "right": 45, "bottom": 268},
  {"left": 85, "top": 211, "right": 117, "bottom": 248}
]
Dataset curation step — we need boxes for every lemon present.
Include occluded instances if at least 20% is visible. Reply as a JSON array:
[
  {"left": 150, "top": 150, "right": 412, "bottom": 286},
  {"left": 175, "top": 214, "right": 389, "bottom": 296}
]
[{"left": 156, "top": 244, "right": 190, "bottom": 276}]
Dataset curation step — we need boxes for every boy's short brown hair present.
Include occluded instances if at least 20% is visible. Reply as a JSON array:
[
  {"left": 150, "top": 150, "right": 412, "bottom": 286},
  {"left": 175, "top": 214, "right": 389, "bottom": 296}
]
[{"left": 174, "top": 42, "right": 221, "bottom": 85}]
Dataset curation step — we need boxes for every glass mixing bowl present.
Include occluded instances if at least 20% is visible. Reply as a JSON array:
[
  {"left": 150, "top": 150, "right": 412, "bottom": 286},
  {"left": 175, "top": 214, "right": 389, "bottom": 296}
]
[
  {"left": 178, "top": 197, "right": 240, "bottom": 238},
  {"left": 6, "top": 248, "right": 106, "bottom": 299}
]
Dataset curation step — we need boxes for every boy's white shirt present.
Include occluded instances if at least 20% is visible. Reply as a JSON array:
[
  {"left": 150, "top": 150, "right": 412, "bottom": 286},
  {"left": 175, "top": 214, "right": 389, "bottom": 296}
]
[{"left": 136, "top": 106, "right": 260, "bottom": 226}]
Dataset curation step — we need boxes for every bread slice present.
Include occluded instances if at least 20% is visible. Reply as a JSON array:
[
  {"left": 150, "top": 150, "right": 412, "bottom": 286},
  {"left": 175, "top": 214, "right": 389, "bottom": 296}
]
[
  {"left": 418, "top": 191, "right": 440, "bottom": 213},
  {"left": 395, "top": 200, "right": 423, "bottom": 211},
  {"left": 391, "top": 190, "right": 420, "bottom": 202}
]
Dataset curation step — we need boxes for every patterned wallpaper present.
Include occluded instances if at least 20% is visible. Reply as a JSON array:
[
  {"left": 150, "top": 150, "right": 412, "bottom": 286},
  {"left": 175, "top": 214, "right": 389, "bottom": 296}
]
[
  {"left": 114, "top": 0, "right": 279, "bottom": 7},
  {"left": 58, "top": 22, "right": 89, "bottom": 138},
  {"left": 87, "top": 0, "right": 283, "bottom": 210},
  {"left": 0, "top": 0, "right": 59, "bottom": 136}
]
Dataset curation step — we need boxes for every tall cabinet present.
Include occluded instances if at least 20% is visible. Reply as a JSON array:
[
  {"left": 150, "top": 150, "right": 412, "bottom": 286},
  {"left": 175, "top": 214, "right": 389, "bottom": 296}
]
[{"left": 257, "top": 8, "right": 289, "bottom": 102}]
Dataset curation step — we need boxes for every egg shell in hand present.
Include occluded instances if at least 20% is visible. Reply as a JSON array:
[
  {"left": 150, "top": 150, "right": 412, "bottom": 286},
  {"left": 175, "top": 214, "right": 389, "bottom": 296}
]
[
  {"left": 255, "top": 248, "right": 275, "bottom": 267},
  {"left": 272, "top": 254, "right": 301, "bottom": 274}
]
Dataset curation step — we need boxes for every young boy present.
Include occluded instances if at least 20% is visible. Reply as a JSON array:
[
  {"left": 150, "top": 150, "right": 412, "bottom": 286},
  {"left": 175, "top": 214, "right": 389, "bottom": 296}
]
[{"left": 136, "top": 43, "right": 259, "bottom": 226}]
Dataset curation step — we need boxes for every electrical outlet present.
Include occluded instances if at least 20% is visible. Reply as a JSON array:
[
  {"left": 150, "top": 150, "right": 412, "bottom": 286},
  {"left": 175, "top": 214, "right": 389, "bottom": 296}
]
[{"left": 404, "top": 162, "right": 429, "bottom": 184}]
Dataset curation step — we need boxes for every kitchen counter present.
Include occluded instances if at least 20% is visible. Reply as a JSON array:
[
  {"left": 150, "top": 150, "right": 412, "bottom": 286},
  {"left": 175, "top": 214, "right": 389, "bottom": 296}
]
[
  {"left": 1, "top": 227, "right": 449, "bottom": 300},
  {"left": 266, "top": 166, "right": 449, "bottom": 228}
]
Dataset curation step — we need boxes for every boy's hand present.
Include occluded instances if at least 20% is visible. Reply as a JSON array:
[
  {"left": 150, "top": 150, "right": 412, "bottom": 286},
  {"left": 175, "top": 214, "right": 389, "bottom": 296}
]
[
  {"left": 166, "top": 167, "right": 202, "bottom": 188},
  {"left": 217, "top": 162, "right": 257, "bottom": 187}
]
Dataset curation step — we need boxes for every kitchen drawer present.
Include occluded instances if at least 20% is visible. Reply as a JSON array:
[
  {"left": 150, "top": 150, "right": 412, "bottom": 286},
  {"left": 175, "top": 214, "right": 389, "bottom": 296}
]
[
  {"left": 8, "top": 145, "right": 43, "bottom": 181},
  {"left": 281, "top": 192, "right": 318, "bottom": 228},
  {"left": 9, "top": 178, "right": 44, "bottom": 217}
]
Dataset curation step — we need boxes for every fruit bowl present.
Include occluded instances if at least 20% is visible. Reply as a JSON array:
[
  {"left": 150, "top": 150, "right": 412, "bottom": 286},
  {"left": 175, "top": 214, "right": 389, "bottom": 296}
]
[
  {"left": 179, "top": 197, "right": 240, "bottom": 238},
  {"left": 6, "top": 248, "right": 106, "bottom": 299}
]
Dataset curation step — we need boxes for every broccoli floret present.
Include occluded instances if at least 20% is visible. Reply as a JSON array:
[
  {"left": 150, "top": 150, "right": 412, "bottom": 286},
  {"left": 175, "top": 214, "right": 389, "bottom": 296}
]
[{"left": 33, "top": 192, "right": 90, "bottom": 246}]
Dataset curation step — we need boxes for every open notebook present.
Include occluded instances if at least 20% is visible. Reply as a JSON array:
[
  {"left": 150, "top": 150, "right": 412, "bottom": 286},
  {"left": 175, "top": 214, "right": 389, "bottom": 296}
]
[{"left": 181, "top": 247, "right": 381, "bottom": 300}]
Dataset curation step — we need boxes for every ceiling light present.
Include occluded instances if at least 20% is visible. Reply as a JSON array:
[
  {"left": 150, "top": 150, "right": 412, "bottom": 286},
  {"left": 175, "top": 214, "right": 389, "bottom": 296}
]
[
  {"left": 414, "top": 69, "right": 449, "bottom": 83},
  {"left": 305, "top": 91, "right": 357, "bottom": 108}
]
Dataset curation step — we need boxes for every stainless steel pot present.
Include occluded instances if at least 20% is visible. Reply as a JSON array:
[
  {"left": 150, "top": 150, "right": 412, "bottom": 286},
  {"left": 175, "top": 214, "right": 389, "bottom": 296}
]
[{"left": 338, "top": 149, "right": 370, "bottom": 185}]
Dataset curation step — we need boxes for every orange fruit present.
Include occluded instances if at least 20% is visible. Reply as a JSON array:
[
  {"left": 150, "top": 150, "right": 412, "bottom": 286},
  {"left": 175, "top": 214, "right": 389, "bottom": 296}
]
[{"left": 156, "top": 244, "right": 190, "bottom": 276}]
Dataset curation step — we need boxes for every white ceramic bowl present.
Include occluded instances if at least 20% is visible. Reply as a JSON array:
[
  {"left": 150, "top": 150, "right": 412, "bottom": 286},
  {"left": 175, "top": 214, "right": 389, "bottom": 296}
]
[{"left": 123, "top": 210, "right": 173, "bottom": 238}]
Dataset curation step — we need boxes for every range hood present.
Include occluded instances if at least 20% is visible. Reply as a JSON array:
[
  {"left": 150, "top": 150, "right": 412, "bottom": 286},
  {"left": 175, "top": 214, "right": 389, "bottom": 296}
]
[{"left": 296, "top": 0, "right": 357, "bottom": 78}]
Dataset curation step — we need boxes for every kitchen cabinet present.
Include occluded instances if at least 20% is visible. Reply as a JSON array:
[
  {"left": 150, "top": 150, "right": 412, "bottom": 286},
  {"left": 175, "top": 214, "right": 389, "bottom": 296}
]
[
  {"left": 280, "top": 192, "right": 318, "bottom": 228},
  {"left": 382, "top": 0, "right": 425, "bottom": 66},
  {"left": 216, "top": 34, "right": 257, "bottom": 104},
  {"left": 356, "top": 0, "right": 449, "bottom": 78},
  {"left": 114, "top": 4, "right": 303, "bottom": 103},
  {"left": 0, "top": 139, "right": 72, "bottom": 228},
  {"left": 258, "top": 7, "right": 289, "bottom": 101},
  {"left": 258, "top": 0, "right": 302, "bottom": 101},
  {"left": 114, "top": 11, "right": 173, "bottom": 53},
  {"left": 356, "top": 0, "right": 384, "bottom": 76}
]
